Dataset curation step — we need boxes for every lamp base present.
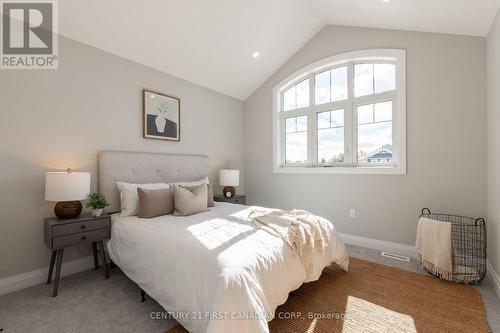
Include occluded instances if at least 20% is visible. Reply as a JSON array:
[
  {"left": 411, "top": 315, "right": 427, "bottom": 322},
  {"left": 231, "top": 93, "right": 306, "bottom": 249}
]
[
  {"left": 222, "top": 186, "right": 236, "bottom": 198},
  {"left": 54, "top": 201, "right": 82, "bottom": 219}
]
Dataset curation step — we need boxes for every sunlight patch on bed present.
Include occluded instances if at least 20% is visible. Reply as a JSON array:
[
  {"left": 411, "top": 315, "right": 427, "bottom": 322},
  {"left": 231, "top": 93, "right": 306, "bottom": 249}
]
[
  {"left": 187, "top": 218, "right": 253, "bottom": 250},
  {"left": 342, "top": 296, "right": 416, "bottom": 333}
]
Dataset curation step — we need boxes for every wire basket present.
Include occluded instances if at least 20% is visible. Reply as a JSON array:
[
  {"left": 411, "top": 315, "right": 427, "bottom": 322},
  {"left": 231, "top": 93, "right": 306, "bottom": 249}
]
[{"left": 419, "top": 208, "right": 487, "bottom": 284}]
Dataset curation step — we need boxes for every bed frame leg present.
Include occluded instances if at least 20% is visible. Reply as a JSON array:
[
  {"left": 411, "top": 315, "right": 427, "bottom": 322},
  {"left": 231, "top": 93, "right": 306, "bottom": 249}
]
[
  {"left": 109, "top": 260, "right": 116, "bottom": 270},
  {"left": 140, "top": 288, "right": 146, "bottom": 303}
]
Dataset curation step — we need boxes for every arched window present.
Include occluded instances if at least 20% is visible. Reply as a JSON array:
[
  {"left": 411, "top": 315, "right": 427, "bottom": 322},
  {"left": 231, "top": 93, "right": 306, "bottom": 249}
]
[{"left": 273, "top": 49, "right": 406, "bottom": 174}]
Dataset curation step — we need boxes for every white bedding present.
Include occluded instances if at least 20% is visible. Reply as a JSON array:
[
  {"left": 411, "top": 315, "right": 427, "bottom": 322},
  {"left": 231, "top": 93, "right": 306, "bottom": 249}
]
[{"left": 107, "top": 202, "right": 349, "bottom": 333}]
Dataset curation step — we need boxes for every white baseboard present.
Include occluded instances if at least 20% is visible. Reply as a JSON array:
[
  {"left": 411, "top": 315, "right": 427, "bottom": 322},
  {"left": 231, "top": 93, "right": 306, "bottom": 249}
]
[
  {"left": 0, "top": 256, "right": 93, "bottom": 296},
  {"left": 487, "top": 260, "right": 500, "bottom": 300},
  {"left": 340, "top": 232, "right": 416, "bottom": 259}
]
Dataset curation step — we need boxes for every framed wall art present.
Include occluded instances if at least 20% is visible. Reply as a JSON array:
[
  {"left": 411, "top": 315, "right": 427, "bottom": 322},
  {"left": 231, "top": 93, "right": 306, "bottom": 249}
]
[{"left": 143, "top": 89, "right": 180, "bottom": 141}]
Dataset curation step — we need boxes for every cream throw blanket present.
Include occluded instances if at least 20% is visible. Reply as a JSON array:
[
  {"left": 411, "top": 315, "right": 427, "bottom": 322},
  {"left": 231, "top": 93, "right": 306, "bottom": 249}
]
[
  {"left": 415, "top": 217, "right": 453, "bottom": 280},
  {"left": 249, "top": 209, "right": 331, "bottom": 278}
]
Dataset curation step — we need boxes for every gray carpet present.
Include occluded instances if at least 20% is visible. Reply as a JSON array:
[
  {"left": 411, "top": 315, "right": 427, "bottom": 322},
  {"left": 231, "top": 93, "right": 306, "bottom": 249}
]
[
  {"left": 0, "top": 245, "right": 499, "bottom": 332},
  {"left": 0, "top": 267, "right": 176, "bottom": 333}
]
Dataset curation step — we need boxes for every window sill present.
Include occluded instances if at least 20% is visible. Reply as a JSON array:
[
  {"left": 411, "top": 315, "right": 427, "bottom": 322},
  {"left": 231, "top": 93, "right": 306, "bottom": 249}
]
[{"left": 273, "top": 165, "right": 406, "bottom": 175}]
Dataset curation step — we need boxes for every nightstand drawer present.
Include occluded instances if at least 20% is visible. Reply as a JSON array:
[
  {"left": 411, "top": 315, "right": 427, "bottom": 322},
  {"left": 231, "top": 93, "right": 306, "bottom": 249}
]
[
  {"left": 52, "top": 228, "right": 110, "bottom": 249},
  {"left": 214, "top": 195, "right": 246, "bottom": 205},
  {"left": 52, "top": 218, "right": 110, "bottom": 237},
  {"left": 233, "top": 197, "right": 246, "bottom": 204}
]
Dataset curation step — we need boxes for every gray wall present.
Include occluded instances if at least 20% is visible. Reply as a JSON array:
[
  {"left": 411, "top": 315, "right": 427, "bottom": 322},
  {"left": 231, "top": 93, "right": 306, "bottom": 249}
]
[
  {"left": 244, "top": 25, "right": 486, "bottom": 246},
  {"left": 0, "top": 36, "right": 244, "bottom": 279},
  {"left": 487, "top": 10, "right": 500, "bottom": 278}
]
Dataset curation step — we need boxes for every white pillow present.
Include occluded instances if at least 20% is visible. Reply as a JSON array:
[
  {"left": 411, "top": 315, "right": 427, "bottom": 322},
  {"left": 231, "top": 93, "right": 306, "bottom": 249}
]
[
  {"left": 117, "top": 182, "right": 170, "bottom": 217},
  {"left": 169, "top": 176, "right": 209, "bottom": 187}
]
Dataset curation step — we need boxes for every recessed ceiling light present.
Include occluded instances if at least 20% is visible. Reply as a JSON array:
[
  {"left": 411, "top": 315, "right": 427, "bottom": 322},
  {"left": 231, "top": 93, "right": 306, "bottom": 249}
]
[
  {"left": 252, "top": 52, "right": 260, "bottom": 58},
  {"left": 382, "top": 0, "right": 390, "bottom": 2}
]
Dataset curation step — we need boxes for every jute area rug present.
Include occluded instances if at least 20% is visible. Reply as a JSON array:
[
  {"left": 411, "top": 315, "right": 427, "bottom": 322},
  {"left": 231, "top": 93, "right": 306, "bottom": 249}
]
[{"left": 166, "top": 257, "right": 491, "bottom": 333}]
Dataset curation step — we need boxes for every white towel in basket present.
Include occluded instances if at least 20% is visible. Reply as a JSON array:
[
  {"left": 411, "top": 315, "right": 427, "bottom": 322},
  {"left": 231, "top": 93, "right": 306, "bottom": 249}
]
[{"left": 415, "top": 217, "right": 453, "bottom": 280}]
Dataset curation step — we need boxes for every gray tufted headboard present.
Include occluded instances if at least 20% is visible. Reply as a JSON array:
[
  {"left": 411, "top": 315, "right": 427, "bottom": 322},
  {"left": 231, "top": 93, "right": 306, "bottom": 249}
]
[{"left": 98, "top": 151, "right": 209, "bottom": 213}]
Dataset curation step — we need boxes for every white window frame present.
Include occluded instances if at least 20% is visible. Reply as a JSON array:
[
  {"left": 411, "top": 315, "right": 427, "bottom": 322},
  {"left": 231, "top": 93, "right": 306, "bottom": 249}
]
[{"left": 273, "top": 49, "right": 406, "bottom": 175}]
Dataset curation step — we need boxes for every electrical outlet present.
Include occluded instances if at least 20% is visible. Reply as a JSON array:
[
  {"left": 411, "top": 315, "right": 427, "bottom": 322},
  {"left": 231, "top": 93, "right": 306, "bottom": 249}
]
[{"left": 349, "top": 209, "right": 356, "bottom": 219}]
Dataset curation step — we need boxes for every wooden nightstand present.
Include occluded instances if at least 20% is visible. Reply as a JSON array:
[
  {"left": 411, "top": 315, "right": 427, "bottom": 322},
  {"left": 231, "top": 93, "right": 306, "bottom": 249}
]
[
  {"left": 214, "top": 194, "right": 246, "bottom": 205},
  {"left": 44, "top": 214, "right": 111, "bottom": 297}
]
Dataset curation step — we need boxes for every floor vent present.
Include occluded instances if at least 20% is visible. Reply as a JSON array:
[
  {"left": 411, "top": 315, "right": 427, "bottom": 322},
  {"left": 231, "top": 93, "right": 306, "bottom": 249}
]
[{"left": 381, "top": 252, "right": 410, "bottom": 262}]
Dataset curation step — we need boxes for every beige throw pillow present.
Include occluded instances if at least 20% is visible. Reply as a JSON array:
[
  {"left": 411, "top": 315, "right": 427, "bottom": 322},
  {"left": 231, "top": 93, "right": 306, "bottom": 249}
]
[
  {"left": 181, "top": 184, "right": 215, "bottom": 208},
  {"left": 117, "top": 182, "right": 170, "bottom": 216},
  {"left": 173, "top": 184, "right": 208, "bottom": 216},
  {"left": 137, "top": 187, "right": 174, "bottom": 218}
]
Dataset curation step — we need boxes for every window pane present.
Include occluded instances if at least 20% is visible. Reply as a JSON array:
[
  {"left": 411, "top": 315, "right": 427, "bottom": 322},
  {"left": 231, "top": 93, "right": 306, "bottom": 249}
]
[
  {"left": 331, "top": 109, "right": 344, "bottom": 127},
  {"left": 286, "top": 132, "right": 307, "bottom": 163},
  {"left": 357, "top": 104, "right": 373, "bottom": 125},
  {"left": 317, "top": 111, "right": 330, "bottom": 129},
  {"left": 296, "top": 79, "right": 309, "bottom": 108},
  {"left": 318, "top": 128, "right": 344, "bottom": 164},
  {"left": 374, "top": 64, "right": 396, "bottom": 93},
  {"left": 283, "top": 86, "right": 296, "bottom": 111},
  {"left": 358, "top": 122, "right": 392, "bottom": 164},
  {"left": 296, "top": 115, "right": 307, "bottom": 132},
  {"left": 331, "top": 66, "right": 348, "bottom": 101},
  {"left": 285, "top": 117, "right": 296, "bottom": 133},
  {"left": 354, "top": 64, "right": 374, "bottom": 97},
  {"left": 374, "top": 101, "right": 392, "bottom": 122},
  {"left": 315, "top": 71, "right": 330, "bottom": 105}
]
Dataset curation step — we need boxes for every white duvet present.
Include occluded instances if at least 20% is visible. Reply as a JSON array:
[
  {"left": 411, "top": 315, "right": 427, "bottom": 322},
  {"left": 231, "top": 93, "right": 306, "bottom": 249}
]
[{"left": 107, "top": 202, "right": 349, "bottom": 333}]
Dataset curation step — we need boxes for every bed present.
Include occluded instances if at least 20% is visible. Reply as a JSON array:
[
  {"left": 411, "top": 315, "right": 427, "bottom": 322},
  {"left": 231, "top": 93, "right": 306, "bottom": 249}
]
[{"left": 99, "top": 151, "right": 349, "bottom": 333}]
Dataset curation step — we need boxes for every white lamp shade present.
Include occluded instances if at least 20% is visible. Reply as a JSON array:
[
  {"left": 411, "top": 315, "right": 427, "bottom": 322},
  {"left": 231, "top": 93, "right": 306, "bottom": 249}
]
[
  {"left": 219, "top": 169, "right": 239, "bottom": 186},
  {"left": 45, "top": 171, "right": 91, "bottom": 201}
]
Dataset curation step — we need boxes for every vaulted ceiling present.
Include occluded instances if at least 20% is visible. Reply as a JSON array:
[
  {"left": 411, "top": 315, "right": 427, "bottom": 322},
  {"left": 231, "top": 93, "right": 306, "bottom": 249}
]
[{"left": 59, "top": 0, "right": 500, "bottom": 100}]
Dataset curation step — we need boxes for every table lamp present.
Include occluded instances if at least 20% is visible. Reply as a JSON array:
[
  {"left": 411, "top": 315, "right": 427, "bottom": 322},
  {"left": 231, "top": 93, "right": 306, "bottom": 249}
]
[
  {"left": 219, "top": 169, "right": 239, "bottom": 198},
  {"left": 45, "top": 168, "right": 90, "bottom": 219}
]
